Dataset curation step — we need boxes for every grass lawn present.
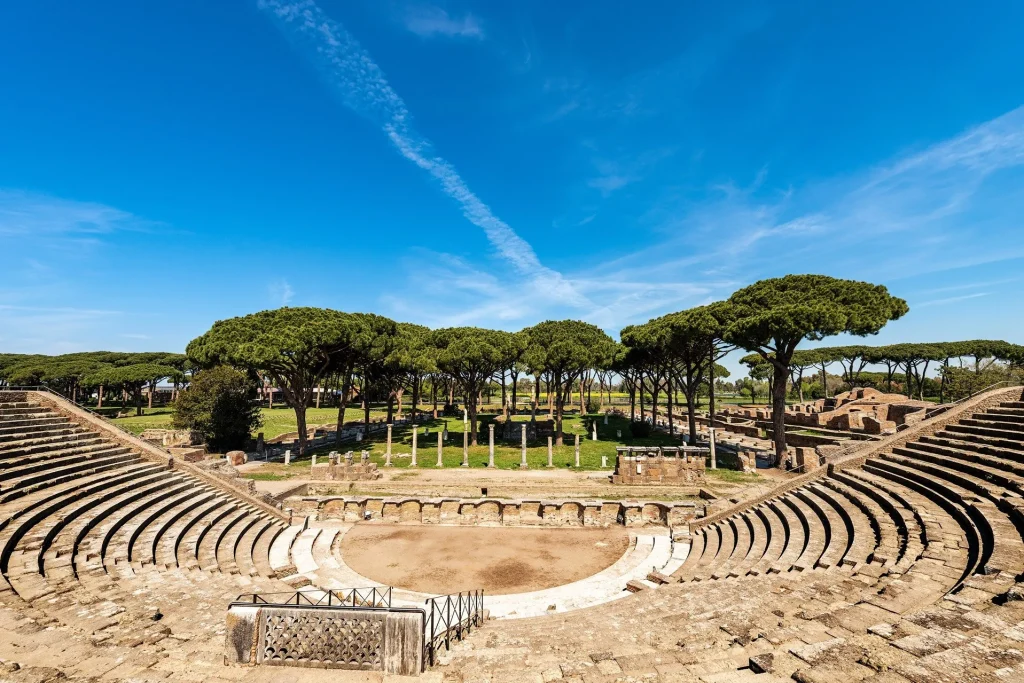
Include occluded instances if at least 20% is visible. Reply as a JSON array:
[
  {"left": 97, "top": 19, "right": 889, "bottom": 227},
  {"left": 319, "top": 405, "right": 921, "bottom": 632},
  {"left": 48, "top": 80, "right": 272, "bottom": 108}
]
[
  {"left": 111, "top": 405, "right": 391, "bottom": 438},
  {"left": 240, "top": 413, "right": 762, "bottom": 481}
]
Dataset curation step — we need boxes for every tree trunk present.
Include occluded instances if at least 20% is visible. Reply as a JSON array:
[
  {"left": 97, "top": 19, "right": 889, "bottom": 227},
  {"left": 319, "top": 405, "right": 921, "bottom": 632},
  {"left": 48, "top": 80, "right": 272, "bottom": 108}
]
[
  {"left": 295, "top": 403, "right": 308, "bottom": 456},
  {"left": 134, "top": 388, "right": 143, "bottom": 416},
  {"left": 771, "top": 363, "right": 789, "bottom": 468},
  {"left": 500, "top": 371, "right": 507, "bottom": 417},
  {"left": 148, "top": 380, "right": 154, "bottom": 409},
  {"left": 820, "top": 363, "right": 828, "bottom": 398},
  {"left": 547, "top": 375, "right": 553, "bottom": 418},
  {"left": 708, "top": 347, "right": 716, "bottom": 429},
  {"left": 411, "top": 375, "right": 420, "bottom": 427},
  {"left": 335, "top": 372, "right": 351, "bottom": 446},
  {"left": 386, "top": 394, "right": 394, "bottom": 424},
  {"left": 98, "top": 385, "right": 104, "bottom": 408},
  {"left": 554, "top": 371, "right": 564, "bottom": 446},
  {"left": 511, "top": 369, "right": 519, "bottom": 414},
  {"left": 622, "top": 378, "right": 630, "bottom": 421},
  {"left": 666, "top": 375, "right": 674, "bottom": 435},
  {"left": 364, "top": 382, "right": 371, "bottom": 428},
  {"left": 637, "top": 375, "right": 645, "bottom": 422},
  {"left": 686, "top": 388, "right": 697, "bottom": 444},
  {"left": 469, "top": 385, "right": 479, "bottom": 446}
]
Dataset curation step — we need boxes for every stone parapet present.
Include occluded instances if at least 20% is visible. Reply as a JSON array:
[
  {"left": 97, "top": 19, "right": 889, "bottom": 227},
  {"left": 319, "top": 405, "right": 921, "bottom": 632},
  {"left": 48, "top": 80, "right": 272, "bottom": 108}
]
[
  {"left": 292, "top": 494, "right": 698, "bottom": 528},
  {"left": 225, "top": 602, "right": 423, "bottom": 675}
]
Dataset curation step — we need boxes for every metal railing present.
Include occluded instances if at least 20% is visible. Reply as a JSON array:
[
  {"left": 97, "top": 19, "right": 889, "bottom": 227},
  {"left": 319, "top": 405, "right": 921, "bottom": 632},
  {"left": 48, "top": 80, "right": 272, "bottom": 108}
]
[
  {"left": 233, "top": 586, "right": 392, "bottom": 609},
  {"left": 424, "top": 590, "right": 484, "bottom": 666},
  {"left": 0, "top": 385, "right": 173, "bottom": 453}
]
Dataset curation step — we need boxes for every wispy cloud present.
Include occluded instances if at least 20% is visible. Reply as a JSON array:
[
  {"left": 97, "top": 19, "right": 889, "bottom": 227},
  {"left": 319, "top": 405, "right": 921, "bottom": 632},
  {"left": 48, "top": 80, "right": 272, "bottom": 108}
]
[
  {"left": 268, "top": 279, "right": 294, "bottom": 306},
  {"left": 0, "top": 189, "right": 156, "bottom": 238},
  {"left": 258, "top": 0, "right": 586, "bottom": 307},
  {"left": 916, "top": 292, "right": 990, "bottom": 308},
  {"left": 402, "top": 5, "right": 483, "bottom": 39}
]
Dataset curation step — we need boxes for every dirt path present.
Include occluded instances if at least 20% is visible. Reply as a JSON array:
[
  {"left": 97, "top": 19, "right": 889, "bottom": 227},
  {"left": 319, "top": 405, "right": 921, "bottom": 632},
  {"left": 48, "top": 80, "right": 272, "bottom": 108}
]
[{"left": 340, "top": 524, "right": 629, "bottom": 595}]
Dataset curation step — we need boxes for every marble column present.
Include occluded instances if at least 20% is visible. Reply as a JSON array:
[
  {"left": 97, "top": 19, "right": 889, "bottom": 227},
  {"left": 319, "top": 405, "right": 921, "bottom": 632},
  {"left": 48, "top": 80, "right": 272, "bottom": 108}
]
[
  {"left": 410, "top": 426, "right": 417, "bottom": 467},
  {"left": 520, "top": 424, "right": 528, "bottom": 469},
  {"left": 546, "top": 436, "right": 553, "bottom": 468},
  {"left": 284, "top": 449, "right": 291, "bottom": 465},
  {"left": 488, "top": 424, "right": 495, "bottom": 468},
  {"left": 462, "top": 430, "right": 469, "bottom": 467},
  {"left": 385, "top": 424, "right": 393, "bottom": 464},
  {"left": 709, "top": 427, "right": 717, "bottom": 469},
  {"left": 574, "top": 434, "right": 580, "bottom": 468},
  {"left": 592, "top": 421, "right": 598, "bottom": 441},
  {"left": 436, "top": 431, "right": 444, "bottom": 467}
]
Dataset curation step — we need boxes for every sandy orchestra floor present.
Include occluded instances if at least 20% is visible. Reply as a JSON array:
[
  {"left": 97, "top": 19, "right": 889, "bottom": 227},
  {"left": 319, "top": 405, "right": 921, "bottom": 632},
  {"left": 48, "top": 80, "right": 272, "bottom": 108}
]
[{"left": 340, "top": 523, "right": 630, "bottom": 595}]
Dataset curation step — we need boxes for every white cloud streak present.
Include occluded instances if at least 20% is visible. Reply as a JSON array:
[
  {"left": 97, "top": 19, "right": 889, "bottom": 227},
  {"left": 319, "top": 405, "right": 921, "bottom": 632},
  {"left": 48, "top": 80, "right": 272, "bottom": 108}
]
[
  {"left": 402, "top": 5, "right": 483, "bottom": 39},
  {"left": 0, "top": 189, "right": 152, "bottom": 238},
  {"left": 258, "top": 0, "right": 586, "bottom": 307},
  {"left": 268, "top": 279, "right": 295, "bottom": 306}
]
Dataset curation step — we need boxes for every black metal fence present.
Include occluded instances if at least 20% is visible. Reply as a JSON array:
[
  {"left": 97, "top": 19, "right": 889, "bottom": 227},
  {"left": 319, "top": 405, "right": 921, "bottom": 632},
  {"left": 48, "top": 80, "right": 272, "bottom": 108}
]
[
  {"left": 234, "top": 587, "right": 392, "bottom": 609},
  {"left": 424, "top": 590, "right": 484, "bottom": 666}
]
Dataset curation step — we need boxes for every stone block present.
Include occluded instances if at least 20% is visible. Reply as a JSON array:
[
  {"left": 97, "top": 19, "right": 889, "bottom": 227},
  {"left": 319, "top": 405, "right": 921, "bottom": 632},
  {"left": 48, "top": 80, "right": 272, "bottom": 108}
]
[
  {"left": 226, "top": 450, "right": 246, "bottom": 466},
  {"left": 862, "top": 415, "right": 897, "bottom": 435}
]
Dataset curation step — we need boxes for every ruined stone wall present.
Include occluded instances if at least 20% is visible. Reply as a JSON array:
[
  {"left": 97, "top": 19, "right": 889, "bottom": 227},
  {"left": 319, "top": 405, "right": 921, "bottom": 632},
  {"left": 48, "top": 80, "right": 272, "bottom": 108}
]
[
  {"left": 612, "top": 453, "right": 706, "bottom": 485},
  {"left": 291, "top": 495, "right": 698, "bottom": 528}
]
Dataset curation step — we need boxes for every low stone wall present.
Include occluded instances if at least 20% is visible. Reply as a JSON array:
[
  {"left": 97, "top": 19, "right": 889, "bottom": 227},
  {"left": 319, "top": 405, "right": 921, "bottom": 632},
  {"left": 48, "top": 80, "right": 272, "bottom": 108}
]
[
  {"left": 287, "top": 495, "right": 698, "bottom": 528},
  {"left": 225, "top": 603, "right": 423, "bottom": 675}
]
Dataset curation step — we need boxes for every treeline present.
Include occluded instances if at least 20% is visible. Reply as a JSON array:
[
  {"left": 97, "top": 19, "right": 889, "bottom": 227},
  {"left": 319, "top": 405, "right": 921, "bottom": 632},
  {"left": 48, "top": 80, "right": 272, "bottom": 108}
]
[
  {"left": 179, "top": 274, "right": 910, "bottom": 463},
  {"left": 0, "top": 351, "right": 188, "bottom": 415},
  {"left": 10, "top": 275, "right": 1019, "bottom": 466},
  {"left": 740, "top": 340, "right": 1024, "bottom": 404}
]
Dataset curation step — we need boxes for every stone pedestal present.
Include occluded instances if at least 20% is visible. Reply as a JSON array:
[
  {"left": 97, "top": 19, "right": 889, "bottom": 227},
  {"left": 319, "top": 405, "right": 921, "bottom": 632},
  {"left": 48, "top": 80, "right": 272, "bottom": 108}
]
[
  {"left": 547, "top": 436, "right": 553, "bottom": 468},
  {"left": 284, "top": 449, "right": 291, "bottom": 465},
  {"left": 601, "top": 455, "right": 608, "bottom": 468},
  {"left": 488, "top": 424, "right": 495, "bottom": 468}
]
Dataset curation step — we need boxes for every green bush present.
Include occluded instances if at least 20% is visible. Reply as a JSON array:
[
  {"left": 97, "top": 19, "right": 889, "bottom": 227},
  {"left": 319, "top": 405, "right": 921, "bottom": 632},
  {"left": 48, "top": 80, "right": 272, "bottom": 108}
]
[
  {"left": 585, "top": 398, "right": 601, "bottom": 414},
  {"left": 172, "top": 366, "right": 262, "bottom": 452},
  {"left": 629, "top": 420, "right": 652, "bottom": 438}
]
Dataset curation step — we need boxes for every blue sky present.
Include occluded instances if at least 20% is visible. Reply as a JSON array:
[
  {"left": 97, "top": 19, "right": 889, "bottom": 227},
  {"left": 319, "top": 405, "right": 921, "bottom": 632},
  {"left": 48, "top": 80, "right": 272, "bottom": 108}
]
[{"left": 2, "top": 1, "right": 1023, "bottom": 376}]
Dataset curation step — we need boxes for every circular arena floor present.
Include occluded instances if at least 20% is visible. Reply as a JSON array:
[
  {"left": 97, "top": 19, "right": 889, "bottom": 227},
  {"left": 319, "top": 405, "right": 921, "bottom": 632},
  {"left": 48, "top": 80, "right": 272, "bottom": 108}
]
[{"left": 340, "top": 524, "right": 630, "bottom": 595}]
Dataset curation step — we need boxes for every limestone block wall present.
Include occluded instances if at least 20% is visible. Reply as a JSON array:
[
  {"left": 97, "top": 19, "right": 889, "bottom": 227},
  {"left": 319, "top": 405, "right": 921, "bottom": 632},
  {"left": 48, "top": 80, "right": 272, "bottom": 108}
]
[
  {"left": 612, "top": 453, "right": 706, "bottom": 485},
  {"left": 292, "top": 495, "right": 698, "bottom": 528}
]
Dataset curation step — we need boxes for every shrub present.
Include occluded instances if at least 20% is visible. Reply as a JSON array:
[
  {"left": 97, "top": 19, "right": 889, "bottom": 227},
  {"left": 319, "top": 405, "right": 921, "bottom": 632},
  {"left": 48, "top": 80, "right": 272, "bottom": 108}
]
[
  {"left": 629, "top": 420, "right": 652, "bottom": 438},
  {"left": 585, "top": 398, "right": 601, "bottom": 414},
  {"left": 172, "top": 366, "right": 262, "bottom": 452}
]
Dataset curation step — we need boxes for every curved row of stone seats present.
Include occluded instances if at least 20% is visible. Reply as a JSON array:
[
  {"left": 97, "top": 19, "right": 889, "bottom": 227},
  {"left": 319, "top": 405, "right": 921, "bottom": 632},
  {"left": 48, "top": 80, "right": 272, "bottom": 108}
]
[
  {"left": 437, "top": 389, "right": 1024, "bottom": 682},
  {"left": 0, "top": 400, "right": 288, "bottom": 600},
  {"left": 675, "top": 478, "right": 892, "bottom": 583}
]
